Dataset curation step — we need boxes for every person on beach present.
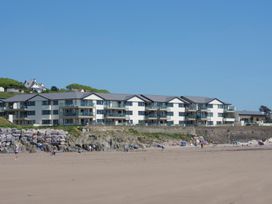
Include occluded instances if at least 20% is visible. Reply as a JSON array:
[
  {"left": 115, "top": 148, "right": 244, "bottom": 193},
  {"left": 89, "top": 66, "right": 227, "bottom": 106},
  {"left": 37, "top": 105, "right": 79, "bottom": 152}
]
[{"left": 14, "top": 144, "right": 19, "bottom": 160}]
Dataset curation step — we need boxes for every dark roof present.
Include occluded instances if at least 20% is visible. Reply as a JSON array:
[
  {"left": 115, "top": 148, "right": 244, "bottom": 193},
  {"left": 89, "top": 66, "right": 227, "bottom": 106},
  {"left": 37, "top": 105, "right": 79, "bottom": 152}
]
[
  {"left": 181, "top": 96, "right": 228, "bottom": 104},
  {"left": 40, "top": 92, "right": 90, "bottom": 100},
  {"left": 237, "top": 111, "right": 266, "bottom": 116},
  {"left": 141, "top": 94, "right": 187, "bottom": 103},
  {"left": 93, "top": 93, "right": 150, "bottom": 102},
  {"left": 4, "top": 93, "right": 37, "bottom": 102}
]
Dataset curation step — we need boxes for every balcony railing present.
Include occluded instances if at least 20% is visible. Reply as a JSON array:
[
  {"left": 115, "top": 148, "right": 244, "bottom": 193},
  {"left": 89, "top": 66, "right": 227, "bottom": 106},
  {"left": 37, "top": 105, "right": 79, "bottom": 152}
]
[
  {"left": 64, "top": 102, "right": 94, "bottom": 107},
  {"left": 63, "top": 112, "right": 94, "bottom": 117},
  {"left": 224, "top": 106, "right": 235, "bottom": 111},
  {"left": 105, "top": 113, "right": 126, "bottom": 118}
]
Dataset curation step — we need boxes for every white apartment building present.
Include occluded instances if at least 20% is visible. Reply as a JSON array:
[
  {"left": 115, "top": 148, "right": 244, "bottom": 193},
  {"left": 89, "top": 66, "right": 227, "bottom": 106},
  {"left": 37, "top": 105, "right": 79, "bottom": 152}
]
[
  {"left": 0, "top": 92, "right": 236, "bottom": 127},
  {"left": 181, "top": 96, "right": 236, "bottom": 126}
]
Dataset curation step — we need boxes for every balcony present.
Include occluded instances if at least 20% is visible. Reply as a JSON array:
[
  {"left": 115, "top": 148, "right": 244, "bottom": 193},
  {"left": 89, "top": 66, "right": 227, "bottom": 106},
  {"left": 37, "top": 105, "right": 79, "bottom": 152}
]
[
  {"left": 64, "top": 102, "right": 94, "bottom": 108},
  {"left": 186, "top": 105, "right": 197, "bottom": 112},
  {"left": 224, "top": 118, "right": 235, "bottom": 122},
  {"left": 224, "top": 106, "right": 235, "bottom": 112},
  {"left": 146, "top": 105, "right": 167, "bottom": 111},
  {"left": 63, "top": 112, "right": 94, "bottom": 118},
  {"left": 104, "top": 104, "right": 126, "bottom": 110},
  {"left": 104, "top": 113, "right": 126, "bottom": 119},
  {"left": 145, "top": 114, "right": 167, "bottom": 120}
]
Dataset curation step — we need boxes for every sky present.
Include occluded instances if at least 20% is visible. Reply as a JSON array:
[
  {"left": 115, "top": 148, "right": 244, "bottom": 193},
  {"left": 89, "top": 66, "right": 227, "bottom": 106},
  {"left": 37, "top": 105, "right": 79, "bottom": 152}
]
[{"left": 0, "top": 0, "right": 271, "bottom": 110}]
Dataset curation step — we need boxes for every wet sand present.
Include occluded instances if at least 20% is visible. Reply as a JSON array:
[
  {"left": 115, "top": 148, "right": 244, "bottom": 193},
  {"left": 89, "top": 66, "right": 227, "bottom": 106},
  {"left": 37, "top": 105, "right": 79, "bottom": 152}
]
[{"left": 1, "top": 147, "right": 272, "bottom": 204}]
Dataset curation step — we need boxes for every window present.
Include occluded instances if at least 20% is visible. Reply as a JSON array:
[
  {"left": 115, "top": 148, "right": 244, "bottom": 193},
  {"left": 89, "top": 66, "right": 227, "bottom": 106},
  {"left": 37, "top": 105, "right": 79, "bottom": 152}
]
[
  {"left": 138, "top": 111, "right": 145, "bottom": 116},
  {"left": 207, "top": 104, "right": 213, "bottom": 108},
  {"left": 97, "top": 100, "right": 103, "bottom": 105},
  {"left": 53, "top": 100, "right": 58, "bottom": 105},
  {"left": 97, "top": 110, "right": 104, "bottom": 115},
  {"left": 26, "top": 101, "right": 35, "bottom": 106},
  {"left": 167, "top": 121, "right": 174, "bottom": 126},
  {"left": 64, "top": 119, "right": 73, "bottom": 124},
  {"left": 42, "top": 101, "right": 50, "bottom": 105},
  {"left": 42, "top": 110, "right": 51, "bottom": 115},
  {"left": 96, "top": 119, "right": 104, "bottom": 124},
  {"left": 53, "top": 110, "right": 59, "bottom": 115},
  {"left": 179, "top": 112, "right": 185, "bottom": 116},
  {"left": 53, "top": 120, "right": 59, "bottom": 125},
  {"left": 217, "top": 121, "right": 222, "bottom": 125},
  {"left": 167, "top": 103, "right": 173, "bottom": 107},
  {"left": 208, "top": 121, "right": 214, "bottom": 125},
  {"left": 208, "top": 112, "right": 213, "bottom": 117},
  {"left": 138, "top": 102, "right": 145, "bottom": 106},
  {"left": 218, "top": 113, "right": 223, "bottom": 117},
  {"left": 179, "top": 103, "right": 184, "bottom": 108},
  {"left": 126, "top": 111, "right": 133, "bottom": 115},
  {"left": 42, "top": 120, "right": 51, "bottom": 125},
  {"left": 167, "top": 112, "right": 174, "bottom": 116},
  {"left": 179, "top": 121, "right": 185, "bottom": 125},
  {"left": 65, "top": 100, "right": 73, "bottom": 106},
  {"left": 27, "top": 111, "right": 35, "bottom": 116},
  {"left": 218, "top": 104, "right": 224, "bottom": 109},
  {"left": 126, "top": 101, "right": 132, "bottom": 106}
]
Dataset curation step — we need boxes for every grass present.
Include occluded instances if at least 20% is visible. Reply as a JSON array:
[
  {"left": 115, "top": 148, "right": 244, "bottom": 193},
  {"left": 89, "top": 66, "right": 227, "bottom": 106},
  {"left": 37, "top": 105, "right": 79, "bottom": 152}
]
[
  {"left": 0, "top": 117, "right": 17, "bottom": 127},
  {"left": 0, "top": 92, "right": 20, "bottom": 99},
  {"left": 128, "top": 128, "right": 193, "bottom": 142}
]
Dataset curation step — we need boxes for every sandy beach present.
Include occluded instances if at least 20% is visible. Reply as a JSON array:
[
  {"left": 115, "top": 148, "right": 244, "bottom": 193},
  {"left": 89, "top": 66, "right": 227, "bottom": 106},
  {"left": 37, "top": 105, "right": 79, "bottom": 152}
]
[{"left": 1, "top": 147, "right": 272, "bottom": 204}]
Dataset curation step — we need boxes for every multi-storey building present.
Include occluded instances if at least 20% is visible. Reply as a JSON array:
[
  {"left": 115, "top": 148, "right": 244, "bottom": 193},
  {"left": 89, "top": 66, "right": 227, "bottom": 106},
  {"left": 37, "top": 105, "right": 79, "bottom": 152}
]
[
  {"left": 181, "top": 96, "right": 236, "bottom": 126},
  {"left": 0, "top": 92, "right": 236, "bottom": 127}
]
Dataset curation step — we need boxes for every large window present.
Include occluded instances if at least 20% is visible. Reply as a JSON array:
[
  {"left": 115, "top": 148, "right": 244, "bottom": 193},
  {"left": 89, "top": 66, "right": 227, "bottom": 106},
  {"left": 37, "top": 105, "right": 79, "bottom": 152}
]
[
  {"left": 26, "top": 101, "right": 35, "bottom": 106},
  {"left": 167, "top": 103, "right": 173, "bottom": 107},
  {"left": 138, "top": 102, "right": 145, "bottom": 106},
  {"left": 42, "top": 110, "right": 51, "bottom": 115},
  {"left": 208, "top": 112, "right": 213, "bottom": 117},
  {"left": 53, "top": 110, "right": 59, "bottom": 115},
  {"left": 42, "top": 120, "right": 51, "bottom": 125},
  {"left": 179, "top": 112, "right": 185, "bottom": 116},
  {"left": 138, "top": 111, "right": 145, "bottom": 116},
  {"left": 42, "top": 101, "right": 50, "bottom": 105},
  {"left": 218, "top": 104, "right": 224, "bottom": 109},
  {"left": 126, "top": 101, "right": 132, "bottom": 106},
  {"left": 97, "top": 110, "right": 104, "bottom": 115},
  {"left": 207, "top": 104, "right": 213, "bottom": 108},
  {"left": 126, "top": 111, "right": 133, "bottom": 115},
  {"left": 53, "top": 120, "right": 59, "bottom": 125},
  {"left": 167, "top": 112, "right": 174, "bottom": 116},
  {"left": 53, "top": 100, "right": 58, "bottom": 105},
  {"left": 27, "top": 111, "right": 35, "bottom": 116},
  {"left": 218, "top": 113, "right": 223, "bottom": 117},
  {"left": 97, "top": 100, "right": 103, "bottom": 105},
  {"left": 179, "top": 103, "right": 184, "bottom": 108}
]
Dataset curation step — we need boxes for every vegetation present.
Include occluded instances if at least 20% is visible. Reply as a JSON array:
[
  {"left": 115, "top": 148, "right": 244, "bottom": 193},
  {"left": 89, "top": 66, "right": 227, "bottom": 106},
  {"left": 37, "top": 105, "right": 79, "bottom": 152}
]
[
  {"left": 0, "top": 117, "right": 17, "bottom": 128},
  {"left": 128, "top": 128, "right": 193, "bottom": 142},
  {"left": 66, "top": 83, "right": 109, "bottom": 93},
  {"left": 0, "top": 78, "right": 25, "bottom": 89},
  {"left": 0, "top": 92, "right": 19, "bottom": 99}
]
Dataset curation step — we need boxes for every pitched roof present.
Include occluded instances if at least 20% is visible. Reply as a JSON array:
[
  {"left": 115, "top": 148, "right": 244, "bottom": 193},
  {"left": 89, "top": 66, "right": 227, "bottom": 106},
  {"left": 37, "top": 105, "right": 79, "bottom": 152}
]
[
  {"left": 181, "top": 96, "right": 228, "bottom": 104},
  {"left": 4, "top": 93, "right": 37, "bottom": 102},
  {"left": 93, "top": 93, "right": 150, "bottom": 102},
  {"left": 40, "top": 92, "right": 90, "bottom": 100},
  {"left": 237, "top": 110, "right": 266, "bottom": 116},
  {"left": 140, "top": 94, "right": 186, "bottom": 103}
]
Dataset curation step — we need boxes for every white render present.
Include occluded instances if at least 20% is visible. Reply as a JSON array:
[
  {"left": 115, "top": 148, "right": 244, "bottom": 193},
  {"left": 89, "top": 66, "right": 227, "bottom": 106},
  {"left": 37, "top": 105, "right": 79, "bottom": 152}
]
[
  {"left": 0, "top": 92, "right": 236, "bottom": 127},
  {"left": 167, "top": 98, "right": 186, "bottom": 125}
]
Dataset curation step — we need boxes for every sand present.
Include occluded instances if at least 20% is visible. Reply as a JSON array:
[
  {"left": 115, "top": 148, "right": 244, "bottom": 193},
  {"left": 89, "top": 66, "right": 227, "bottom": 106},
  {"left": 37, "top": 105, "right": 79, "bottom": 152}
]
[{"left": 0, "top": 147, "right": 272, "bottom": 204}]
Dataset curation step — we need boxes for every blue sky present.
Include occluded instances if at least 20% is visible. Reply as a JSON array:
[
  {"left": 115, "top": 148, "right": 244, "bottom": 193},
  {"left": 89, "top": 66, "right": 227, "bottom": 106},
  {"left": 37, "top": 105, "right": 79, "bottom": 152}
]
[{"left": 0, "top": 0, "right": 271, "bottom": 110}]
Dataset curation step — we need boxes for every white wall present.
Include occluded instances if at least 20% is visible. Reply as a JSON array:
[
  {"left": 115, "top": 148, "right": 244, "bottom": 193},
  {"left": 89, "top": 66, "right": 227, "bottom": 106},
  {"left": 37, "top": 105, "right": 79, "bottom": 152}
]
[
  {"left": 126, "top": 96, "right": 145, "bottom": 125},
  {"left": 207, "top": 99, "right": 224, "bottom": 125},
  {"left": 84, "top": 94, "right": 104, "bottom": 122},
  {"left": 167, "top": 98, "right": 186, "bottom": 125}
]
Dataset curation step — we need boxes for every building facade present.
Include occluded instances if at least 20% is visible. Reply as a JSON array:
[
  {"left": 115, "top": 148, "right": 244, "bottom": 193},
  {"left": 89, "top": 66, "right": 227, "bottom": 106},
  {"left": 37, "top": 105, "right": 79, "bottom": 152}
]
[{"left": 0, "top": 92, "right": 236, "bottom": 127}]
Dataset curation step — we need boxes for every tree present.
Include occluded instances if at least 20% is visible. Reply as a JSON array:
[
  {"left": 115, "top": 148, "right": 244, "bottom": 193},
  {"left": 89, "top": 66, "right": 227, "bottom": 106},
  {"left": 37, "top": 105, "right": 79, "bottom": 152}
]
[
  {"left": 259, "top": 105, "right": 272, "bottom": 123},
  {"left": 50, "top": 86, "right": 59, "bottom": 92}
]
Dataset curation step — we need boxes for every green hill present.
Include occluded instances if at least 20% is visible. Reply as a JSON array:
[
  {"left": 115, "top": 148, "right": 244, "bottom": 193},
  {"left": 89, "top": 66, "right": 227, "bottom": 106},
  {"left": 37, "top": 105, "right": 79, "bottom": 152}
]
[
  {"left": 66, "top": 83, "right": 109, "bottom": 93},
  {"left": 0, "top": 78, "right": 25, "bottom": 89},
  {"left": 0, "top": 117, "right": 16, "bottom": 127}
]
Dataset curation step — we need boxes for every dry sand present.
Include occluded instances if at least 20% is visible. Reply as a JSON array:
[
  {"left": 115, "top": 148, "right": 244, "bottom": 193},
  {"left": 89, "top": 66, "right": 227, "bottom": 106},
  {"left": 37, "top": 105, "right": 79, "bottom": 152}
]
[{"left": 1, "top": 147, "right": 272, "bottom": 204}]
